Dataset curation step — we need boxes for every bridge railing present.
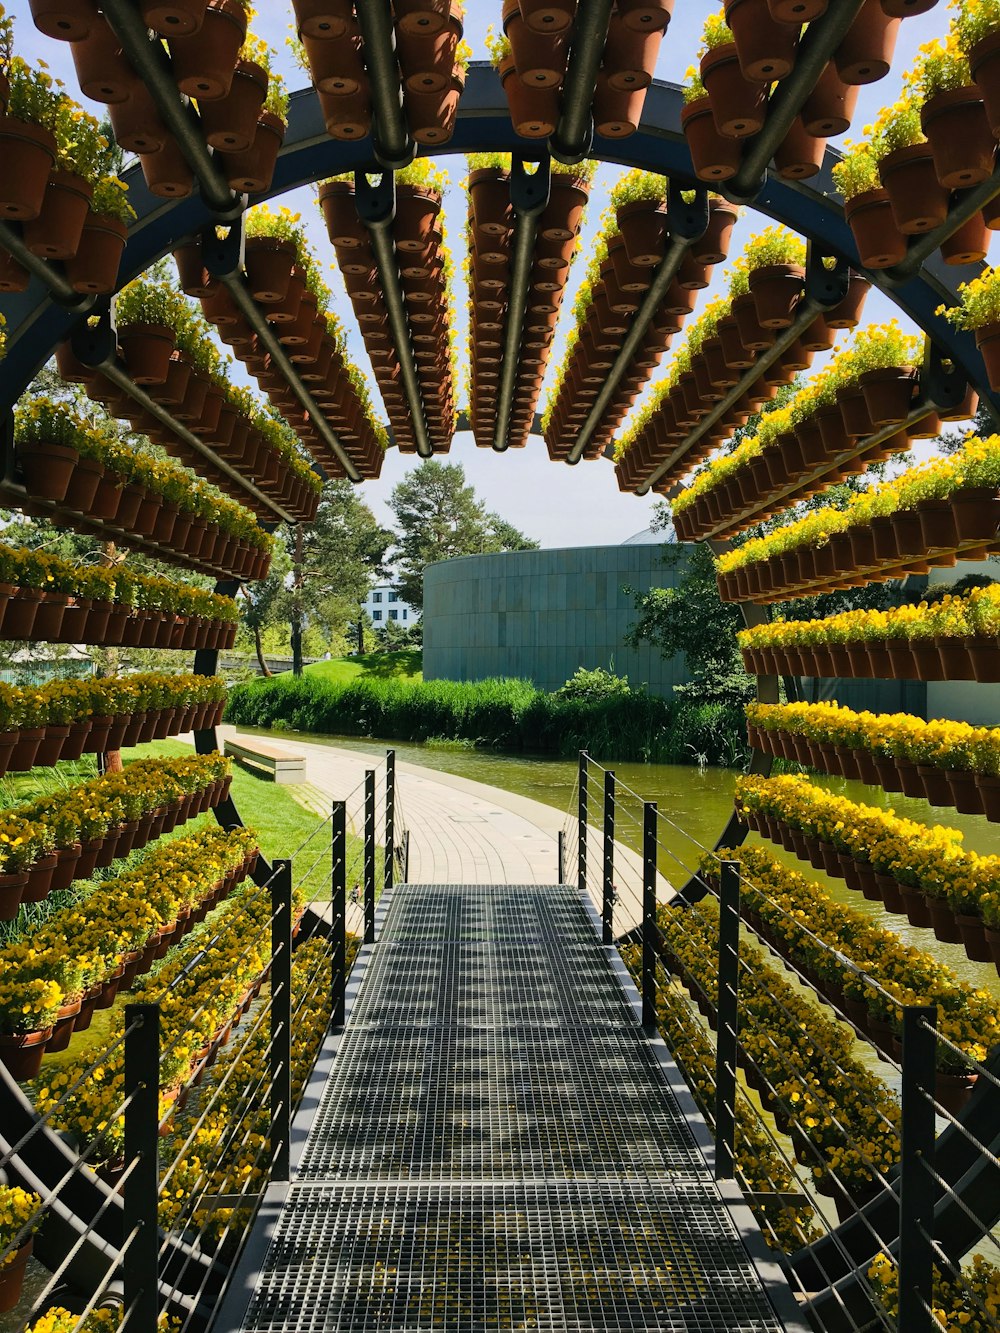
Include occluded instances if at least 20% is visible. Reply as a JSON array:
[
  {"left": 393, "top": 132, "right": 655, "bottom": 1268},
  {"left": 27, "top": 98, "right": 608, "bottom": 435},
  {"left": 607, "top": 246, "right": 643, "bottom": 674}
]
[{"left": 560, "top": 749, "right": 1000, "bottom": 1333}]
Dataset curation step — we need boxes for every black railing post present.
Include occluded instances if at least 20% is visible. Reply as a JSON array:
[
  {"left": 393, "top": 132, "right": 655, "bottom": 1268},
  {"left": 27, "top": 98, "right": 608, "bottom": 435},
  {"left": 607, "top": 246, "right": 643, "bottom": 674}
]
[
  {"left": 558, "top": 829, "right": 565, "bottom": 884},
  {"left": 404, "top": 828, "right": 410, "bottom": 882},
  {"left": 270, "top": 858, "right": 292, "bottom": 1181},
  {"left": 715, "top": 860, "right": 740, "bottom": 1180},
  {"left": 898, "top": 1003, "right": 938, "bottom": 1333},
  {"left": 331, "top": 801, "right": 347, "bottom": 1029},
  {"left": 602, "top": 770, "right": 615, "bottom": 945},
  {"left": 124, "top": 1002, "right": 160, "bottom": 1333},
  {"left": 384, "top": 749, "right": 395, "bottom": 897},
  {"left": 642, "top": 801, "right": 657, "bottom": 1029},
  {"left": 578, "top": 750, "right": 589, "bottom": 896},
  {"left": 364, "top": 769, "right": 376, "bottom": 944}
]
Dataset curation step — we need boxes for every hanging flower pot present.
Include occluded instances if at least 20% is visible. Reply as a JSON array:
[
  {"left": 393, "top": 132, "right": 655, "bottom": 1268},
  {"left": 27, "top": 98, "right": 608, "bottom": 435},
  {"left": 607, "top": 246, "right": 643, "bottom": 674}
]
[
  {"left": 593, "top": 75, "right": 645, "bottom": 137},
  {"left": 197, "top": 58, "right": 268, "bottom": 151},
  {"left": 616, "top": 198, "right": 667, "bottom": 267},
  {"left": 748, "top": 262, "right": 804, "bottom": 328},
  {"left": 65, "top": 210, "right": 128, "bottom": 295},
  {"left": 243, "top": 235, "right": 295, "bottom": 303},
  {"left": 774, "top": 116, "right": 826, "bottom": 179},
  {"left": 500, "top": 61, "right": 560, "bottom": 137},
  {"left": 301, "top": 28, "right": 365, "bottom": 94},
  {"left": 940, "top": 210, "right": 991, "bottom": 265},
  {"left": 70, "top": 17, "right": 136, "bottom": 102},
  {"left": 138, "top": 136, "right": 194, "bottom": 198},
  {"left": 680, "top": 95, "right": 743, "bottom": 180},
  {"left": 29, "top": 0, "right": 99, "bottom": 39},
  {"left": 21, "top": 169, "right": 93, "bottom": 260},
  {"left": 767, "top": 0, "right": 825, "bottom": 18},
  {"left": 602, "top": 12, "right": 663, "bottom": 89},
  {"left": 0, "top": 118, "right": 56, "bottom": 221},
  {"left": 724, "top": 0, "right": 799, "bottom": 82},
  {"left": 974, "top": 322, "right": 1000, "bottom": 391},
  {"left": 700, "top": 42, "right": 768, "bottom": 138},
  {"left": 834, "top": 0, "right": 899, "bottom": 84},
  {"left": 141, "top": 0, "right": 208, "bottom": 34},
  {"left": 399, "top": 4, "right": 462, "bottom": 90},
  {"left": 18, "top": 440, "right": 79, "bottom": 503},
  {"left": 843, "top": 187, "right": 906, "bottom": 269},
  {"left": 118, "top": 322, "right": 176, "bottom": 384},
  {"left": 0, "top": 1030, "right": 51, "bottom": 1081},
  {"left": 876, "top": 142, "right": 949, "bottom": 235},
  {"left": 217, "top": 111, "right": 285, "bottom": 193},
  {"left": 169, "top": 0, "right": 248, "bottom": 100},
  {"left": 107, "top": 82, "right": 170, "bottom": 154},
  {"left": 921, "top": 86, "right": 995, "bottom": 189},
  {"left": 969, "top": 30, "right": 1000, "bottom": 139},
  {"left": 0, "top": 249, "right": 28, "bottom": 293},
  {"left": 405, "top": 81, "right": 461, "bottom": 145},
  {"left": 317, "top": 86, "right": 372, "bottom": 140},
  {"left": 802, "top": 60, "right": 859, "bottom": 135}
]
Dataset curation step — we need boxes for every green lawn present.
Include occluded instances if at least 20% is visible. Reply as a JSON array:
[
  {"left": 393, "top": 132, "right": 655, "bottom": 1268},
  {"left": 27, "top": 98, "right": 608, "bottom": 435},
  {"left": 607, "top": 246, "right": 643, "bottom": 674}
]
[{"left": 304, "top": 650, "right": 423, "bottom": 683}]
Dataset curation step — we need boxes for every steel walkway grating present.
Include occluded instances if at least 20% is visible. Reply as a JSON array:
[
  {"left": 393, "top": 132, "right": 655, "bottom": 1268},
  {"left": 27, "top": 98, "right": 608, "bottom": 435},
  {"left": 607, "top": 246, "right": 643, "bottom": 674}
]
[{"left": 236, "top": 885, "right": 786, "bottom": 1332}]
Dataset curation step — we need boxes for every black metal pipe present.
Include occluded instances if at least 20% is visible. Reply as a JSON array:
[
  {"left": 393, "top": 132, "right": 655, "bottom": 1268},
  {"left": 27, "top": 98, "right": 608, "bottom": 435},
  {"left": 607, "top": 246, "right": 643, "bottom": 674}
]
[
  {"left": 354, "top": 169, "right": 433, "bottom": 459},
  {"left": 566, "top": 183, "right": 708, "bottom": 464},
  {"left": 71, "top": 311, "right": 298, "bottom": 522},
  {"left": 354, "top": 0, "right": 414, "bottom": 170},
  {"left": 635, "top": 246, "right": 851, "bottom": 495},
  {"left": 494, "top": 154, "right": 551, "bottom": 452},
  {"left": 887, "top": 166, "right": 1000, "bottom": 283},
  {"left": 726, "top": 0, "right": 866, "bottom": 203},
  {"left": 0, "top": 223, "right": 94, "bottom": 308},
  {"left": 100, "top": 0, "right": 242, "bottom": 220},
  {"left": 550, "top": 0, "right": 615, "bottom": 165}
]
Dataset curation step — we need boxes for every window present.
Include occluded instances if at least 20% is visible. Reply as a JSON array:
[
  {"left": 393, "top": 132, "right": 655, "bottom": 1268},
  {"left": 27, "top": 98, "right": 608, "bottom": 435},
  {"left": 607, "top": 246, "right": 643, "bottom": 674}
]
[
  {"left": 388, "top": 591, "right": 398, "bottom": 602},
  {"left": 372, "top": 610, "right": 382, "bottom": 621},
  {"left": 403, "top": 610, "right": 407, "bottom": 621},
  {"left": 372, "top": 591, "right": 382, "bottom": 604}
]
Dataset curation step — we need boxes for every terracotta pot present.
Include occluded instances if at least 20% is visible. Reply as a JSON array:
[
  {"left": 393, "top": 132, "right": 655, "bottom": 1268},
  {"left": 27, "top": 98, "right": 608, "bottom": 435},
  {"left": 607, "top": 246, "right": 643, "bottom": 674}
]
[
  {"left": 500, "top": 62, "right": 559, "bottom": 136},
  {"left": 317, "top": 86, "right": 372, "bottom": 141},
  {"left": 504, "top": 11, "right": 567, "bottom": 88},
  {"left": 118, "top": 322, "right": 176, "bottom": 385},
  {"left": 725, "top": 0, "right": 798, "bottom": 82},
  {"left": 941, "top": 210, "right": 991, "bottom": 266},
  {"left": 774, "top": 115, "right": 826, "bottom": 179},
  {"left": 29, "top": 0, "right": 99, "bottom": 39},
  {"left": 292, "top": 0, "right": 354, "bottom": 38},
  {"left": 748, "top": 262, "right": 804, "bottom": 328},
  {"left": 921, "top": 86, "right": 996, "bottom": 189},
  {"left": 970, "top": 30, "right": 1000, "bottom": 140},
  {"left": 0, "top": 117, "right": 56, "bottom": 221},
  {"left": 405, "top": 82, "right": 461, "bottom": 144},
  {"left": 107, "top": 81, "right": 170, "bottom": 154},
  {"left": 878, "top": 142, "right": 949, "bottom": 235},
  {"left": 138, "top": 135, "right": 194, "bottom": 198},
  {"left": 69, "top": 17, "right": 136, "bottom": 102},
  {"left": 680, "top": 96, "right": 743, "bottom": 180},
  {"left": 802, "top": 59, "right": 858, "bottom": 136},
  {"left": 858, "top": 365, "right": 915, "bottom": 427},
  {"left": 141, "top": 0, "right": 207, "bottom": 34},
  {"left": 974, "top": 322, "right": 1000, "bottom": 392},
  {"left": 198, "top": 57, "right": 268, "bottom": 151},
  {"left": 592, "top": 73, "right": 646, "bottom": 137},
  {"left": 957, "top": 911, "right": 993, "bottom": 962},
  {"left": 843, "top": 187, "right": 906, "bottom": 269},
  {"left": 21, "top": 168, "right": 92, "bottom": 259},
  {"left": 217, "top": 111, "right": 285, "bottom": 193},
  {"left": 602, "top": 12, "right": 663, "bottom": 89},
  {"left": 700, "top": 42, "right": 768, "bottom": 139},
  {"left": 834, "top": 0, "right": 899, "bottom": 85},
  {"left": 616, "top": 198, "right": 667, "bottom": 267},
  {"left": 168, "top": 0, "right": 248, "bottom": 100},
  {"left": 64, "top": 210, "right": 127, "bottom": 295}
]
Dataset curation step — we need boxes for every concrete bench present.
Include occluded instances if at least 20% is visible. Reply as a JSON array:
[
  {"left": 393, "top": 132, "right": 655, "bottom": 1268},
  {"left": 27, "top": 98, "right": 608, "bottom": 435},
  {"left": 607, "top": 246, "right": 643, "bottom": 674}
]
[{"left": 224, "top": 738, "right": 306, "bottom": 785}]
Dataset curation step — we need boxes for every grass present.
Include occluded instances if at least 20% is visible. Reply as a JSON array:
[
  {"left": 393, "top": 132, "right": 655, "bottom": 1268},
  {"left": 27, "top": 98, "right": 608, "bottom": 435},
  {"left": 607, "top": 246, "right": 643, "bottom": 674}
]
[{"left": 303, "top": 651, "right": 423, "bottom": 683}]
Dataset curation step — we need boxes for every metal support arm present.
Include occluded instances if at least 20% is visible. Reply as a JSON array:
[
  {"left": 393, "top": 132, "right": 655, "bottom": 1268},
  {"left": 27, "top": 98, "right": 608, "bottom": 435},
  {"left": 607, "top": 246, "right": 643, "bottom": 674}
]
[
  {"left": 494, "top": 154, "right": 551, "bottom": 453},
  {"left": 637, "top": 245, "right": 851, "bottom": 496},
  {"left": 354, "top": 169, "right": 433, "bottom": 459},
  {"left": 550, "top": 0, "right": 615, "bottom": 165},
  {"left": 201, "top": 220, "right": 360, "bottom": 483},
  {"left": 355, "top": 0, "right": 414, "bottom": 170},
  {"left": 0, "top": 223, "right": 94, "bottom": 309},
  {"left": 567, "top": 182, "right": 708, "bottom": 464}
]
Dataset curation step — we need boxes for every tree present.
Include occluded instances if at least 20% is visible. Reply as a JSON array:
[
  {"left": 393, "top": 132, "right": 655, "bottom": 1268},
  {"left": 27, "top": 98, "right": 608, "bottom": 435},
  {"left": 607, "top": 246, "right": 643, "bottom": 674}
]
[{"left": 387, "top": 460, "right": 537, "bottom": 609}]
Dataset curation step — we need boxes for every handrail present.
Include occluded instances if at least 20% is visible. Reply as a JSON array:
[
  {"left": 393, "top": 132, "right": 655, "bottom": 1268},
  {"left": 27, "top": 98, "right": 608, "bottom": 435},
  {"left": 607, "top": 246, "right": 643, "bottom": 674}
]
[
  {"left": 354, "top": 169, "right": 434, "bottom": 459},
  {"left": 566, "top": 183, "right": 708, "bottom": 465},
  {"left": 354, "top": 0, "right": 414, "bottom": 170},
  {"left": 726, "top": 0, "right": 866, "bottom": 203},
  {"left": 70, "top": 307, "right": 297, "bottom": 523},
  {"left": 201, "top": 221, "right": 361, "bottom": 484},
  {"left": 550, "top": 0, "right": 614, "bottom": 165},
  {"left": 494, "top": 154, "right": 551, "bottom": 453},
  {"left": 0, "top": 223, "right": 94, "bottom": 309},
  {"left": 636, "top": 245, "right": 852, "bottom": 496},
  {"left": 100, "top": 0, "right": 243, "bottom": 221}
]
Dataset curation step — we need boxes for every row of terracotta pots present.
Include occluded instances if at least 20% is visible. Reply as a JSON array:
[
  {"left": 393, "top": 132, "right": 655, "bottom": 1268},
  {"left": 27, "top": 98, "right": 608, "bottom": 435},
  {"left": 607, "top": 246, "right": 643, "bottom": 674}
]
[
  {"left": 178, "top": 234, "right": 386, "bottom": 479},
  {"left": 742, "top": 806, "right": 1000, "bottom": 976},
  {"left": 321, "top": 178, "right": 454, "bottom": 454},
  {"left": 0, "top": 587, "right": 237, "bottom": 652},
  {"left": 615, "top": 271, "right": 870, "bottom": 497},
  {"left": 499, "top": 0, "right": 668, "bottom": 141},
  {"left": 56, "top": 337, "right": 318, "bottom": 527},
  {"left": 748, "top": 722, "right": 1000, "bottom": 823},
  {"left": 10, "top": 435, "right": 270, "bottom": 583},
  {"left": 0, "top": 776, "right": 232, "bottom": 936},
  {"left": 467, "top": 164, "right": 592, "bottom": 449},
  {"left": 0, "top": 846, "right": 253, "bottom": 1083},
  {"left": 674, "top": 362, "right": 975, "bottom": 543},
  {"left": 545, "top": 193, "right": 738, "bottom": 461},
  {"left": 719, "top": 489, "right": 998, "bottom": 606},
  {"left": 741, "top": 630, "right": 1000, "bottom": 684}
]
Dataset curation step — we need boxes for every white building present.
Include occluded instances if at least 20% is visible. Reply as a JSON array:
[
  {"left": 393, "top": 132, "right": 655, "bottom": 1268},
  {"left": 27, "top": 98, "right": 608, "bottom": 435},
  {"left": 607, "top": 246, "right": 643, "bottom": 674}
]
[{"left": 360, "top": 583, "right": 419, "bottom": 629}]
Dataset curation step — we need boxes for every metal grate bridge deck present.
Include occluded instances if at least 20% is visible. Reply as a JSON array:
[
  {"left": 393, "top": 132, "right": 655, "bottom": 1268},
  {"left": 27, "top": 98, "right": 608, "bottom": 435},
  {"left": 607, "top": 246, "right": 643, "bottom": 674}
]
[{"left": 226, "top": 884, "right": 791, "bottom": 1332}]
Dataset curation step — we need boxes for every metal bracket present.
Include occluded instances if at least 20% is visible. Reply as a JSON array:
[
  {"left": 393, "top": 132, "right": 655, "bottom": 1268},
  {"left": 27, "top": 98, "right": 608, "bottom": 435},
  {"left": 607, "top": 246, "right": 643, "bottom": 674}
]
[
  {"left": 353, "top": 169, "right": 397, "bottom": 231},
  {"left": 668, "top": 182, "right": 710, "bottom": 245},
  {"left": 509, "top": 153, "right": 552, "bottom": 219},
  {"left": 803, "top": 245, "right": 851, "bottom": 312},
  {"left": 201, "top": 216, "right": 246, "bottom": 283},
  {"left": 70, "top": 306, "right": 117, "bottom": 371},
  {"left": 921, "top": 339, "right": 974, "bottom": 418}
]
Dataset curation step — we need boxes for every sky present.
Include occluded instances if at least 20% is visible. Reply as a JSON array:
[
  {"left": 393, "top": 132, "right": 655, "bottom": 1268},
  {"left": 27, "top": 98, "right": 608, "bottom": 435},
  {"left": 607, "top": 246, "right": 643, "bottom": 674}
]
[{"left": 10, "top": 2, "right": 976, "bottom": 548}]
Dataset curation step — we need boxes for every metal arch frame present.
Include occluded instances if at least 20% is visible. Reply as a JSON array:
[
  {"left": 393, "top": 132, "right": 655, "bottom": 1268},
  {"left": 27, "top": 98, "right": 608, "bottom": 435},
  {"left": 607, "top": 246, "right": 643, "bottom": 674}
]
[{"left": 2, "top": 63, "right": 999, "bottom": 1328}]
